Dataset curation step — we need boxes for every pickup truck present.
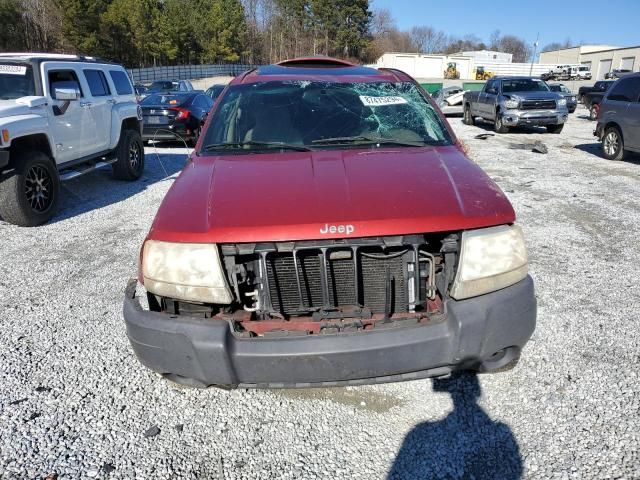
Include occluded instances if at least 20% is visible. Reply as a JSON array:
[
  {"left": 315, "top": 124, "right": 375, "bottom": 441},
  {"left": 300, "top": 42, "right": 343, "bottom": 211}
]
[
  {"left": 462, "top": 76, "right": 568, "bottom": 133},
  {"left": 577, "top": 80, "right": 615, "bottom": 104},
  {"left": 0, "top": 53, "right": 144, "bottom": 226}
]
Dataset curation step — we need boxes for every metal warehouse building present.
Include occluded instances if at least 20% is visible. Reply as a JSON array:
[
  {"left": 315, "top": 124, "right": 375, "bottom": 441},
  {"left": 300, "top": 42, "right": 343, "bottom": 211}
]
[{"left": 540, "top": 45, "right": 640, "bottom": 80}]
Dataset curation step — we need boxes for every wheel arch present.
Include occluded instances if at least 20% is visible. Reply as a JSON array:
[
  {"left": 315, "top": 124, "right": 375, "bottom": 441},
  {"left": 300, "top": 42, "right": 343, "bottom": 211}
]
[
  {"left": 109, "top": 104, "right": 142, "bottom": 149},
  {"left": 603, "top": 122, "right": 623, "bottom": 141},
  {"left": 8, "top": 134, "right": 54, "bottom": 166}
]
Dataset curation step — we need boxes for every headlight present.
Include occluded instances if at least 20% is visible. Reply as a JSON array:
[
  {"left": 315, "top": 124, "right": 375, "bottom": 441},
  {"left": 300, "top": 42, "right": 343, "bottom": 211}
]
[
  {"left": 142, "top": 240, "right": 233, "bottom": 304},
  {"left": 504, "top": 98, "right": 519, "bottom": 109},
  {"left": 450, "top": 225, "right": 528, "bottom": 300},
  {"left": 557, "top": 98, "right": 567, "bottom": 106},
  {"left": 571, "top": 96, "right": 576, "bottom": 102}
]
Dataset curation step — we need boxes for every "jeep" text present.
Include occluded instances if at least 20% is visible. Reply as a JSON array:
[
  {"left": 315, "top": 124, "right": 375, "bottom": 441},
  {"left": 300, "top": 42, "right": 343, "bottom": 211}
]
[{"left": 320, "top": 223, "right": 355, "bottom": 235}]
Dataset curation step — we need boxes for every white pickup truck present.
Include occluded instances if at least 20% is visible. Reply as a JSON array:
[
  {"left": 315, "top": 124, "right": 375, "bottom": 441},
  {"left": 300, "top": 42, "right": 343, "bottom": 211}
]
[{"left": 0, "top": 53, "right": 144, "bottom": 226}]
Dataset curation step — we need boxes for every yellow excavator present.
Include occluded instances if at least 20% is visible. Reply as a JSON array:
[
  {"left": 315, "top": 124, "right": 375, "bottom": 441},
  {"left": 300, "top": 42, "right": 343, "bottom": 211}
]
[
  {"left": 443, "top": 62, "right": 460, "bottom": 79},
  {"left": 474, "top": 66, "right": 494, "bottom": 80}
]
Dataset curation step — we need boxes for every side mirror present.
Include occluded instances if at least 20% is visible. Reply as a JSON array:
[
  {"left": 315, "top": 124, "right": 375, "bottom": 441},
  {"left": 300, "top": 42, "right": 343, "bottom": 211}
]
[
  {"left": 51, "top": 80, "right": 81, "bottom": 101},
  {"left": 54, "top": 87, "right": 80, "bottom": 101}
]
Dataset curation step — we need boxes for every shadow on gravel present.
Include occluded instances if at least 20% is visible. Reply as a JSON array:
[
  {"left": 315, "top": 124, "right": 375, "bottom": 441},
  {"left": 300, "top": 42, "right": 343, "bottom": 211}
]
[
  {"left": 388, "top": 372, "right": 522, "bottom": 480},
  {"left": 574, "top": 143, "right": 640, "bottom": 165},
  {"left": 470, "top": 120, "right": 550, "bottom": 135},
  {"left": 52, "top": 151, "right": 188, "bottom": 224}
]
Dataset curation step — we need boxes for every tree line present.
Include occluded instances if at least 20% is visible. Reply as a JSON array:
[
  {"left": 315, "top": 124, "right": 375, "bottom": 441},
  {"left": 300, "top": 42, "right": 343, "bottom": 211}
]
[{"left": 0, "top": 0, "right": 565, "bottom": 67}]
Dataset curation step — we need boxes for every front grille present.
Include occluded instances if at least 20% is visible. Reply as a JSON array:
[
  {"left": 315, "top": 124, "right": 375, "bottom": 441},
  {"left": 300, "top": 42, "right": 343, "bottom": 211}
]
[
  {"left": 521, "top": 99, "right": 556, "bottom": 110},
  {"left": 265, "top": 248, "right": 409, "bottom": 315}
]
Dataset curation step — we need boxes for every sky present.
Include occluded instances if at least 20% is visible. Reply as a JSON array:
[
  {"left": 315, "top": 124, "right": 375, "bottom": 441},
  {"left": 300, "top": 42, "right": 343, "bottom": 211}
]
[{"left": 371, "top": 0, "right": 640, "bottom": 51}]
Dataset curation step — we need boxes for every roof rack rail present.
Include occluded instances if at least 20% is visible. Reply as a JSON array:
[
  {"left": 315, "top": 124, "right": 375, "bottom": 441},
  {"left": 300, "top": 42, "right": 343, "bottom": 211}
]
[
  {"left": 378, "top": 67, "right": 411, "bottom": 81},
  {"left": 277, "top": 57, "right": 355, "bottom": 68}
]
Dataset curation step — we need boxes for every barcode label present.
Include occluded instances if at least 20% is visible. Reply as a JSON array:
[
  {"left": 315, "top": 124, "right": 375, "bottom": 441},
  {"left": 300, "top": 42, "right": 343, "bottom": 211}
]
[{"left": 0, "top": 65, "right": 27, "bottom": 75}]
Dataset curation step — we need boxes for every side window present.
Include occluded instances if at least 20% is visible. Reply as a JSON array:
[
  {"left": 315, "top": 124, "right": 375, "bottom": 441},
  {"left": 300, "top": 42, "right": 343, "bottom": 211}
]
[
  {"left": 84, "top": 69, "right": 111, "bottom": 97},
  {"left": 48, "top": 69, "right": 83, "bottom": 99},
  {"left": 608, "top": 78, "right": 640, "bottom": 102},
  {"left": 194, "top": 95, "right": 213, "bottom": 109},
  {"left": 109, "top": 70, "right": 133, "bottom": 95}
]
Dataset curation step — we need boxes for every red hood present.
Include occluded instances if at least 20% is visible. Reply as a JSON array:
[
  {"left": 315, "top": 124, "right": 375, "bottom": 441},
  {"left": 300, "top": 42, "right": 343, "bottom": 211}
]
[{"left": 149, "top": 146, "right": 515, "bottom": 243}]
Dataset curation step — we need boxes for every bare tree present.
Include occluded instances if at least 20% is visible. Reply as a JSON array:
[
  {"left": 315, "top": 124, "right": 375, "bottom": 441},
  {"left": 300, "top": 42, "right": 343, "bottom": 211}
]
[
  {"left": 21, "top": 0, "right": 61, "bottom": 51},
  {"left": 370, "top": 8, "right": 395, "bottom": 37},
  {"left": 409, "top": 25, "right": 446, "bottom": 54},
  {"left": 498, "top": 34, "right": 531, "bottom": 62}
]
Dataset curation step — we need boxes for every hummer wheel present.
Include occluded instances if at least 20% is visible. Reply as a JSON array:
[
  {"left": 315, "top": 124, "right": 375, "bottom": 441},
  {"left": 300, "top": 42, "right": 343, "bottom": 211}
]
[{"left": 0, "top": 150, "right": 59, "bottom": 227}]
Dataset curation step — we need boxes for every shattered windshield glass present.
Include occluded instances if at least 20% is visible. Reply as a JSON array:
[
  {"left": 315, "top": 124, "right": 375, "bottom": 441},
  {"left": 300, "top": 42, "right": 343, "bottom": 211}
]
[
  {"left": 201, "top": 80, "right": 452, "bottom": 153},
  {"left": 0, "top": 64, "right": 36, "bottom": 100}
]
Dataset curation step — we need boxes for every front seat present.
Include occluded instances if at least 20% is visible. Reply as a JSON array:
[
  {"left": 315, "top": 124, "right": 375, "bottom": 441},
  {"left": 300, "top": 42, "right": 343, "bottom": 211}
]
[{"left": 243, "top": 101, "right": 303, "bottom": 145}]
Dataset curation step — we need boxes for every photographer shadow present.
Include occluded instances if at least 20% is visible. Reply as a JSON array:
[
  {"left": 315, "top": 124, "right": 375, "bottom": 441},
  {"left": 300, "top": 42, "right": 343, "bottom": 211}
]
[{"left": 388, "top": 372, "right": 522, "bottom": 480}]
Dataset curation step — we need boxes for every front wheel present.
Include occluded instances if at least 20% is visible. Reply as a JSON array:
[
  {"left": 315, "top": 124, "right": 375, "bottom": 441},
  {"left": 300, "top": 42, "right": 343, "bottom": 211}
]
[
  {"left": 494, "top": 114, "right": 509, "bottom": 133},
  {"left": 589, "top": 104, "right": 599, "bottom": 121},
  {"left": 0, "top": 151, "right": 60, "bottom": 226},
  {"left": 546, "top": 124, "right": 564, "bottom": 134},
  {"left": 113, "top": 129, "right": 145, "bottom": 181},
  {"left": 462, "top": 104, "right": 475, "bottom": 125},
  {"left": 188, "top": 126, "right": 201, "bottom": 148},
  {"left": 601, "top": 127, "right": 625, "bottom": 161}
]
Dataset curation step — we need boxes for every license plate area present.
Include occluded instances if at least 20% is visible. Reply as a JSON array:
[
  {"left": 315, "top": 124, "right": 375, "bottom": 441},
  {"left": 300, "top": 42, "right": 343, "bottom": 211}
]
[{"left": 146, "top": 116, "right": 167, "bottom": 125}]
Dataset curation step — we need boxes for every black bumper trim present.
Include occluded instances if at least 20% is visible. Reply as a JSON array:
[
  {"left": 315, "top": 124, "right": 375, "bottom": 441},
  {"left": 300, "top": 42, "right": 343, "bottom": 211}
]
[
  {"left": 0, "top": 150, "right": 9, "bottom": 170},
  {"left": 123, "top": 276, "right": 536, "bottom": 388}
]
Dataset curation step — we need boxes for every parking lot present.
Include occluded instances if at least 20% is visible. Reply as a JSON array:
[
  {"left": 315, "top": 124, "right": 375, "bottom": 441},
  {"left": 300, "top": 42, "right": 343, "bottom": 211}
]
[{"left": 1, "top": 105, "right": 638, "bottom": 479}]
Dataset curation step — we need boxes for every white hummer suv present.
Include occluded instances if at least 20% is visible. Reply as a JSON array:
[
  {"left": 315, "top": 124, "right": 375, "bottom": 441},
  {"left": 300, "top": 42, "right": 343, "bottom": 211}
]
[{"left": 0, "top": 53, "right": 144, "bottom": 226}]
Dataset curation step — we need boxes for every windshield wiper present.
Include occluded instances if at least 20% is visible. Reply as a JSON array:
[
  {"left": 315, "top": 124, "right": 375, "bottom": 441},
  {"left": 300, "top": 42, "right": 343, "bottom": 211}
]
[
  {"left": 312, "top": 135, "right": 426, "bottom": 147},
  {"left": 202, "top": 141, "right": 312, "bottom": 152}
]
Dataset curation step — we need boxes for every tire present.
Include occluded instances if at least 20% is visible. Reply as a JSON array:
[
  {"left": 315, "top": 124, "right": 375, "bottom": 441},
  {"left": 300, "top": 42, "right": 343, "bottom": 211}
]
[
  {"left": 546, "top": 124, "right": 564, "bottom": 134},
  {"left": 112, "top": 129, "right": 145, "bottom": 181},
  {"left": 462, "top": 104, "right": 475, "bottom": 125},
  {"left": 188, "top": 126, "right": 201, "bottom": 148},
  {"left": 0, "top": 150, "right": 59, "bottom": 227},
  {"left": 476, "top": 347, "right": 521, "bottom": 374},
  {"left": 589, "top": 105, "right": 599, "bottom": 121},
  {"left": 494, "top": 113, "right": 509, "bottom": 133},
  {"left": 601, "top": 126, "right": 625, "bottom": 161}
]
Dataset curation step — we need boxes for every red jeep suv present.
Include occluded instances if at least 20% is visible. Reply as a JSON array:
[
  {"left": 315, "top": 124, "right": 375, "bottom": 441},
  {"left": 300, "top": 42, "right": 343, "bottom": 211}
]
[{"left": 123, "top": 58, "right": 536, "bottom": 389}]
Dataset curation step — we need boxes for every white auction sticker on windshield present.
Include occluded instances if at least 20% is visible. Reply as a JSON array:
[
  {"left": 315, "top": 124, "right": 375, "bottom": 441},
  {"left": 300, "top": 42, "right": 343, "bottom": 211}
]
[
  {"left": 0, "top": 65, "right": 27, "bottom": 75},
  {"left": 359, "top": 95, "right": 408, "bottom": 106}
]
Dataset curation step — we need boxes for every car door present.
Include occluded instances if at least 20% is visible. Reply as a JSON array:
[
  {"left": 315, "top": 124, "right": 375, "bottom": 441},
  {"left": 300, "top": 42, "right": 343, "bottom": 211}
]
[
  {"left": 192, "top": 94, "right": 213, "bottom": 122},
  {"left": 475, "top": 81, "right": 491, "bottom": 117},
  {"left": 603, "top": 77, "right": 640, "bottom": 149},
  {"left": 44, "top": 64, "right": 97, "bottom": 164},
  {"left": 482, "top": 80, "right": 499, "bottom": 119},
  {"left": 82, "top": 68, "right": 113, "bottom": 152},
  {"left": 623, "top": 78, "right": 640, "bottom": 151}
]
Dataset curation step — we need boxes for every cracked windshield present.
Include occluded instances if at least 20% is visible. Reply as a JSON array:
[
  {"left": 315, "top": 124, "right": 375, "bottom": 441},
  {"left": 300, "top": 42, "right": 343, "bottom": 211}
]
[{"left": 202, "top": 80, "right": 452, "bottom": 152}]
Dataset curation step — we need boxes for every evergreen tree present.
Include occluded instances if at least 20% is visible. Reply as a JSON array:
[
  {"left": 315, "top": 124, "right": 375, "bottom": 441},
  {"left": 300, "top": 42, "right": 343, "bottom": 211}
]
[
  {"left": 58, "top": 0, "right": 110, "bottom": 53},
  {"left": 196, "top": 0, "right": 248, "bottom": 63},
  {"left": 0, "top": 0, "right": 26, "bottom": 51}
]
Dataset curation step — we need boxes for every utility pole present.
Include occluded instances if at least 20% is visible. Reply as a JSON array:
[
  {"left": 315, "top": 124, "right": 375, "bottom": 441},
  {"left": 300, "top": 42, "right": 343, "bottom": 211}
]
[{"left": 530, "top": 33, "right": 539, "bottom": 76}]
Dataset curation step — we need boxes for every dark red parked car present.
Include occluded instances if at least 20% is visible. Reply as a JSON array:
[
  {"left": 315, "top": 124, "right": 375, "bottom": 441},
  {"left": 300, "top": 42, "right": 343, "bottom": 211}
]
[{"left": 124, "top": 58, "right": 536, "bottom": 389}]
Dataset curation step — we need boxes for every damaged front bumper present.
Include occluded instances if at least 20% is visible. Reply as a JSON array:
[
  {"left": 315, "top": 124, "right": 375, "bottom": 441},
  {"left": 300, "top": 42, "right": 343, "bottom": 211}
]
[
  {"left": 122, "top": 276, "right": 536, "bottom": 389},
  {"left": 502, "top": 110, "right": 568, "bottom": 127}
]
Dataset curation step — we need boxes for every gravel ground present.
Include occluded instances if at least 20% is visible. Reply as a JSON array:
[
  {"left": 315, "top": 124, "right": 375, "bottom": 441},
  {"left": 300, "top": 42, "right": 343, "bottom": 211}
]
[{"left": 1, "top": 108, "right": 639, "bottom": 479}]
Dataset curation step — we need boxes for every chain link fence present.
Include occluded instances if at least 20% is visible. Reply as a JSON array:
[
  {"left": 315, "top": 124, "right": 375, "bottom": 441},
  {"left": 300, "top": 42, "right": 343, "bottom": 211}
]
[{"left": 128, "top": 63, "right": 261, "bottom": 84}]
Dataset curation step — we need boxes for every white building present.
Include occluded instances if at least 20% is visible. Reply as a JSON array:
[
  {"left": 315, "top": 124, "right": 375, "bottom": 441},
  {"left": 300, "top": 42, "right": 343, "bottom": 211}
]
[
  {"left": 540, "top": 45, "right": 640, "bottom": 80},
  {"left": 453, "top": 50, "right": 513, "bottom": 63},
  {"left": 376, "top": 52, "right": 555, "bottom": 80}
]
